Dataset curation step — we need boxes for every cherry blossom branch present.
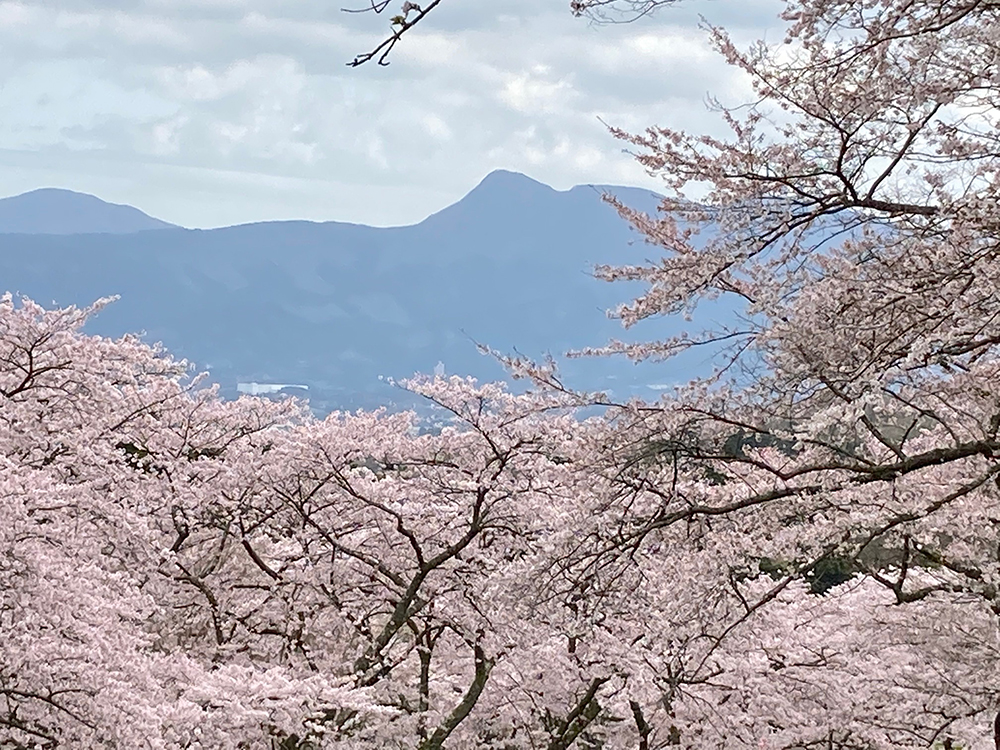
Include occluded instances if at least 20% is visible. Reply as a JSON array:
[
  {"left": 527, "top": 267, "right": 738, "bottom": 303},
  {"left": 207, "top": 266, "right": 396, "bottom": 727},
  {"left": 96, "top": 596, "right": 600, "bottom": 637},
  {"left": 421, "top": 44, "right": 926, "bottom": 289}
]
[
  {"left": 346, "top": 0, "right": 443, "bottom": 67},
  {"left": 343, "top": 0, "right": 684, "bottom": 66}
]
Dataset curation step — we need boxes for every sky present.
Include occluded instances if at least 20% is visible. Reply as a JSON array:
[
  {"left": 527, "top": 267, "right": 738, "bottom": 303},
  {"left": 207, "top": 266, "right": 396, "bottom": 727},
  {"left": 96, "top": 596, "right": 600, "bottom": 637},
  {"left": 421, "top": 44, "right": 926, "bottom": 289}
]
[{"left": 0, "top": 0, "right": 786, "bottom": 229}]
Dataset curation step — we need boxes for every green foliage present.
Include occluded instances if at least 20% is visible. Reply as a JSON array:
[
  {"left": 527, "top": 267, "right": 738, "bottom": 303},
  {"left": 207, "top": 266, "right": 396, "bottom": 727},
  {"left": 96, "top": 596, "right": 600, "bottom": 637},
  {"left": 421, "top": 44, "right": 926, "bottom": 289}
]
[{"left": 806, "top": 556, "right": 859, "bottom": 595}]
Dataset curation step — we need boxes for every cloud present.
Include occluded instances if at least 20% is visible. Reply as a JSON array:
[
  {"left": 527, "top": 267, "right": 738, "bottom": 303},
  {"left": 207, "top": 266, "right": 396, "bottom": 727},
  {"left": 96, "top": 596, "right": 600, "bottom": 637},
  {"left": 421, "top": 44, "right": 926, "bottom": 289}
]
[
  {"left": 499, "top": 65, "right": 578, "bottom": 114},
  {"left": 0, "top": 1, "right": 32, "bottom": 27},
  {"left": 420, "top": 113, "right": 452, "bottom": 141},
  {"left": 0, "top": 0, "right": 787, "bottom": 228}
]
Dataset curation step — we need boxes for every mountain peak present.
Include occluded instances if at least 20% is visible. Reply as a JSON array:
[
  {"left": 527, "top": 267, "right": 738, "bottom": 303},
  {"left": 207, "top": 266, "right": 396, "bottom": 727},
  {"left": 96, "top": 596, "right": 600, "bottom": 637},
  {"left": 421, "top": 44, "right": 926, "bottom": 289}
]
[
  {"left": 473, "top": 169, "right": 552, "bottom": 191},
  {"left": 0, "top": 188, "right": 179, "bottom": 235},
  {"left": 415, "top": 169, "right": 559, "bottom": 231}
]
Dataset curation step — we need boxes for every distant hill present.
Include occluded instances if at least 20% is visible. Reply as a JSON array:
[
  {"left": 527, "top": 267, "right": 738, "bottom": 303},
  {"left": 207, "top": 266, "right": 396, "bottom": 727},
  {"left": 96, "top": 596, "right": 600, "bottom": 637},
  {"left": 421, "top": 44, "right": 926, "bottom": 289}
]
[
  {"left": 0, "top": 188, "right": 178, "bottom": 234},
  {"left": 0, "top": 171, "right": 734, "bottom": 413}
]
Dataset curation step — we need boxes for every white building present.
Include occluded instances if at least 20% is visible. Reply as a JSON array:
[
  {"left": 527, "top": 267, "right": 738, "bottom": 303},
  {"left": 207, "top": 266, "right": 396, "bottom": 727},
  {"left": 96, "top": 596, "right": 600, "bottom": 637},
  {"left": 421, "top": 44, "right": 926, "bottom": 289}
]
[{"left": 237, "top": 382, "right": 309, "bottom": 396}]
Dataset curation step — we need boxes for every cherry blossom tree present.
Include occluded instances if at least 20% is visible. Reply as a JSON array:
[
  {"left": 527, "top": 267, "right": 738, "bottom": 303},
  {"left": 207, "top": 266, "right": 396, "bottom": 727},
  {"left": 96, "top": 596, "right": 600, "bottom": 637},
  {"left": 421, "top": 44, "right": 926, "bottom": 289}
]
[
  {"left": 0, "top": 296, "right": 374, "bottom": 748},
  {"left": 543, "top": 0, "right": 1000, "bottom": 746},
  {"left": 0, "top": 296, "right": 673, "bottom": 748},
  {"left": 8, "top": 1, "right": 1000, "bottom": 748},
  {"left": 5, "top": 289, "right": 992, "bottom": 749}
]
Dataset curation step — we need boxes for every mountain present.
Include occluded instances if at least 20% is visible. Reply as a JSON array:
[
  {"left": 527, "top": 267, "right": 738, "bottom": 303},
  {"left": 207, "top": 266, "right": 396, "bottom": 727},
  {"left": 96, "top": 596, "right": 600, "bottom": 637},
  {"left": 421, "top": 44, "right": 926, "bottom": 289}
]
[
  {"left": 0, "top": 171, "right": 732, "bottom": 413},
  {"left": 0, "top": 188, "right": 178, "bottom": 234}
]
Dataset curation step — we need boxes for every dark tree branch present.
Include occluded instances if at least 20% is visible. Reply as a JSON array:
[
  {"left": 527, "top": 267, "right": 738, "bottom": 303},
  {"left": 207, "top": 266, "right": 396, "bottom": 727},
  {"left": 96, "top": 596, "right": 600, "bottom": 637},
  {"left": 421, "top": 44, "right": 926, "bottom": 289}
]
[
  {"left": 347, "top": 0, "right": 443, "bottom": 67},
  {"left": 418, "top": 644, "right": 494, "bottom": 750}
]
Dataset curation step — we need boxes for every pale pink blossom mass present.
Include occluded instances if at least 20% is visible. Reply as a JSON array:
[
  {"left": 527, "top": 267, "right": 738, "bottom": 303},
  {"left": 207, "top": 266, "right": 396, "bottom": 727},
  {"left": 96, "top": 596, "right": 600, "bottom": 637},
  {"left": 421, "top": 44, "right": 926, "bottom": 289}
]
[{"left": 4, "top": 0, "right": 1000, "bottom": 747}]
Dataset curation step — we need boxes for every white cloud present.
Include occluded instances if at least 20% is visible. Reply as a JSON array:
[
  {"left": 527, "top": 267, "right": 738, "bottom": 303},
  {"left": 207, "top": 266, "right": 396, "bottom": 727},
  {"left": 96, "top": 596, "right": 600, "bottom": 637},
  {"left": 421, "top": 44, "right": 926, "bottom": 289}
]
[
  {"left": 155, "top": 56, "right": 305, "bottom": 103},
  {"left": 0, "top": 0, "right": 789, "bottom": 227},
  {"left": 364, "top": 133, "right": 390, "bottom": 170},
  {"left": 394, "top": 31, "right": 465, "bottom": 68},
  {"left": 150, "top": 113, "right": 188, "bottom": 155},
  {"left": 499, "top": 65, "right": 577, "bottom": 114},
  {"left": 109, "top": 11, "right": 188, "bottom": 46},
  {"left": 54, "top": 10, "right": 101, "bottom": 32},
  {"left": 0, "top": 1, "right": 32, "bottom": 27},
  {"left": 420, "top": 113, "right": 452, "bottom": 141}
]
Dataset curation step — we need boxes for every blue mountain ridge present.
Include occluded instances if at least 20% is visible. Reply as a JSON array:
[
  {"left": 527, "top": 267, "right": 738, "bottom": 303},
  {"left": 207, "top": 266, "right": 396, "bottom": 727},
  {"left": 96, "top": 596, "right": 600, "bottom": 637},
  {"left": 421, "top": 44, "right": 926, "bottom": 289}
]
[
  {"left": 0, "top": 170, "right": 735, "bottom": 413},
  {"left": 0, "top": 187, "right": 178, "bottom": 234}
]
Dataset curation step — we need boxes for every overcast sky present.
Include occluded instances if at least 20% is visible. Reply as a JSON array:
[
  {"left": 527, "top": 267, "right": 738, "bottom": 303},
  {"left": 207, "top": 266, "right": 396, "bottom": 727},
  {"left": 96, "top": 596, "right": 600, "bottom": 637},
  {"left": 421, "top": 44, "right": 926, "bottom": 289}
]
[{"left": 0, "top": 0, "right": 786, "bottom": 228}]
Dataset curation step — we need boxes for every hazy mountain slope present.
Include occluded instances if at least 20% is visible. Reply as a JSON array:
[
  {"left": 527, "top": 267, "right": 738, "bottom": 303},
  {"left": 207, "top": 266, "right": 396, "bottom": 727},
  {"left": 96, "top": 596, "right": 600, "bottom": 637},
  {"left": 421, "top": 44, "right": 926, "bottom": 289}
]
[
  {"left": 0, "top": 171, "right": 727, "bottom": 412},
  {"left": 0, "top": 188, "right": 178, "bottom": 234}
]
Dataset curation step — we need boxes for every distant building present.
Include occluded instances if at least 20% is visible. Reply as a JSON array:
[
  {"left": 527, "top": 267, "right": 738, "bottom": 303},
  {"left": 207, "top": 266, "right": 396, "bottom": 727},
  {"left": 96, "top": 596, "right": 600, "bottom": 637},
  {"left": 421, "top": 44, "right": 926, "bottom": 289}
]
[
  {"left": 433, "top": 361, "right": 445, "bottom": 378},
  {"left": 237, "top": 382, "right": 309, "bottom": 396}
]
